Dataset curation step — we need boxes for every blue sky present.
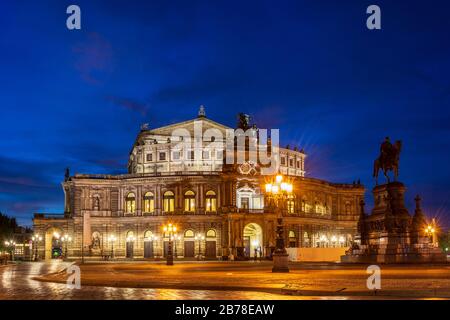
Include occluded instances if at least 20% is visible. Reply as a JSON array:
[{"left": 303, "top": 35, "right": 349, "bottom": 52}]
[{"left": 1, "top": 0, "right": 450, "bottom": 227}]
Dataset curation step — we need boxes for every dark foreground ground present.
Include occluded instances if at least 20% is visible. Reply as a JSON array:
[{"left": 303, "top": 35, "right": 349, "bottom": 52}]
[{"left": 1, "top": 260, "right": 449, "bottom": 299}]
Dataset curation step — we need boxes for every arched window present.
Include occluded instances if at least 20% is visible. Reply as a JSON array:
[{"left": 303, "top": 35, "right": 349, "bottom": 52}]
[
  {"left": 144, "top": 230, "right": 153, "bottom": 241},
  {"left": 143, "top": 192, "right": 155, "bottom": 213},
  {"left": 125, "top": 192, "right": 136, "bottom": 213},
  {"left": 287, "top": 195, "right": 295, "bottom": 214},
  {"left": 184, "top": 190, "right": 195, "bottom": 212},
  {"left": 206, "top": 229, "right": 216, "bottom": 238},
  {"left": 126, "top": 231, "right": 135, "bottom": 242},
  {"left": 289, "top": 230, "right": 296, "bottom": 238},
  {"left": 163, "top": 191, "right": 175, "bottom": 212},
  {"left": 205, "top": 190, "right": 217, "bottom": 212},
  {"left": 184, "top": 229, "right": 194, "bottom": 238}
]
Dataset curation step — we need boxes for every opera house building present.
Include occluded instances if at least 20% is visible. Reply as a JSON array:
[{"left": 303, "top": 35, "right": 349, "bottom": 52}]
[{"left": 33, "top": 107, "right": 364, "bottom": 261}]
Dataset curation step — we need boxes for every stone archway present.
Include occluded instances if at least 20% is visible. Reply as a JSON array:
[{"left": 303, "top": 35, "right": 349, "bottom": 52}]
[
  {"left": 44, "top": 227, "right": 63, "bottom": 260},
  {"left": 243, "top": 223, "right": 263, "bottom": 258}
]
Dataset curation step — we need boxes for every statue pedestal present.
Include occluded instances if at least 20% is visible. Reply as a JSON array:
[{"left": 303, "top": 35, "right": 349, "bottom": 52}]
[
  {"left": 342, "top": 182, "right": 446, "bottom": 264},
  {"left": 272, "top": 252, "right": 290, "bottom": 273}
]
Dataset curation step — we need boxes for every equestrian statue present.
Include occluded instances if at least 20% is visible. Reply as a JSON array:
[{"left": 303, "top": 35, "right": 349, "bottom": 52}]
[{"left": 373, "top": 137, "right": 402, "bottom": 184}]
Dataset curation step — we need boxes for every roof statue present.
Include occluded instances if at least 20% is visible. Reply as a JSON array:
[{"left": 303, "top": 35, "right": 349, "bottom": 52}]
[
  {"left": 198, "top": 105, "right": 206, "bottom": 118},
  {"left": 237, "top": 113, "right": 251, "bottom": 130},
  {"left": 373, "top": 136, "right": 402, "bottom": 184}
]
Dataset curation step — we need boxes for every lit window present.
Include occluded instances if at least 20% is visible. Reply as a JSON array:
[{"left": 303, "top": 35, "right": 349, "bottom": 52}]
[
  {"left": 184, "top": 229, "right": 194, "bottom": 238},
  {"left": 143, "top": 192, "right": 155, "bottom": 213},
  {"left": 163, "top": 191, "right": 175, "bottom": 212},
  {"left": 184, "top": 190, "right": 195, "bottom": 212},
  {"left": 205, "top": 190, "right": 217, "bottom": 212},
  {"left": 125, "top": 192, "right": 136, "bottom": 213},
  {"left": 287, "top": 196, "right": 295, "bottom": 213},
  {"left": 206, "top": 229, "right": 216, "bottom": 238}
]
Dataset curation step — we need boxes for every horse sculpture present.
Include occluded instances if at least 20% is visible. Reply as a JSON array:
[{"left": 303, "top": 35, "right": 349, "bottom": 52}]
[{"left": 373, "top": 138, "right": 402, "bottom": 185}]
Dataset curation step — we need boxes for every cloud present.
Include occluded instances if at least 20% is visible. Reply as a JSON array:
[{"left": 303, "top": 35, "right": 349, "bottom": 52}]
[
  {"left": 105, "top": 96, "right": 150, "bottom": 117},
  {"left": 72, "top": 32, "right": 114, "bottom": 84}
]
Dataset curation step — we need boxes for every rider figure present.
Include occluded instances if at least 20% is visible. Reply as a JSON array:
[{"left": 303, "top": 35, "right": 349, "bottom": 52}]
[{"left": 380, "top": 136, "right": 392, "bottom": 162}]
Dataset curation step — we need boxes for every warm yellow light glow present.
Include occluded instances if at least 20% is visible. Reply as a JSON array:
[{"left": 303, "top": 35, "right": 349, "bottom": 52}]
[
  {"left": 271, "top": 185, "right": 279, "bottom": 194},
  {"left": 276, "top": 175, "right": 283, "bottom": 183},
  {"left": 286, "top": 184, "right": 293, "bottom": 193},
  {"left": 280, "top": 182, "right": 288, "bottom": 191},
  {"left": 265, "top": 183, "right": 272, "bottom": 193}
]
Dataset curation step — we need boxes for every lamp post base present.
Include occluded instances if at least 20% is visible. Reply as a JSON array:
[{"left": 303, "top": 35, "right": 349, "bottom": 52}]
[
  {"left": 166, "top": 254, "right": 174, "bottom": 265},
  {"left": 272, "top": 252, "right": 290, "bottom": 273}
]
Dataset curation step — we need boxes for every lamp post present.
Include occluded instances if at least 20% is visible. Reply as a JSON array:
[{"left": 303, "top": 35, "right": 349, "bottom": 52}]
[
  {"left": 31, "top": 234, "right": 42, "bottom": 261},
  {"left": 61, "top": 234, "right": 72, "bottom": 259},
  {"left": 195, "top": 234, "right": 205, "bottom": 261},
  {"left": 163, "top": 223, "right": 177, "bottom": 265},
  {"left": 108, "top": 235, "right": 116, "bottom": 259},
  {"left": 173, "top": 234, "right": 181, "bottom": 258},
  {"left": 265, "top": 174, "right": 293, "bottom": 273}
]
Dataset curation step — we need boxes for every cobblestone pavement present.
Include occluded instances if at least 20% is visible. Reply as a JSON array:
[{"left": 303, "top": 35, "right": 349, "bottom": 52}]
[
  {"left": 2, "top": 261, "right": 450, "bottom": 299},
  {"left": 0, "top": 261, "right": 314, "bottom": 300},
  {"left": 36, "top": 260, "right": 450, "bottom": 299}
]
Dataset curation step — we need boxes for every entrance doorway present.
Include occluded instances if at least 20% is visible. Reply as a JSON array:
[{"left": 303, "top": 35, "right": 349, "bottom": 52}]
[
  {"left": 243, "top": 223, "right": 263, "bottom": 258},
  {"left": 143, "top": 230, "right": 154, "bottom": 258},
  {"left": 205, "top": 229, "right": 217, "bottom": 258},
  {"left": 126, "top": 231, "right": 135, "bottom": 258},
  {"left": 184, "top": 241, "right": 195, "bottom": 257},
  {"left": 44, "top": 228, "right": 63, "bottom": 260}
]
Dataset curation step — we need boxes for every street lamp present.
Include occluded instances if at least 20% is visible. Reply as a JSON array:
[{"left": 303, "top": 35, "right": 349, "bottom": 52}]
[
  {"left": 61, "top": 234, "right": 72, "bottom": 259},
  {"left": 4, "top": 240, "right": 16, "bottom": 261},
  {"left": 31, "top": 234, "right": 43, "bottom": 261},
  {"left": 265, "top": 174, "right": 293, "bottom": 273},
  {"left": 107, "top": 234, "right": 116, "bottom": 259},
  {"left": 195, "top": 234, "right": 205, "bottom": 261},
  {"left": 162, "top": 223, "right": 177, "bottom": 265},
  {"left": 425, "top": 224, "right": 437, "bottom": 246}
]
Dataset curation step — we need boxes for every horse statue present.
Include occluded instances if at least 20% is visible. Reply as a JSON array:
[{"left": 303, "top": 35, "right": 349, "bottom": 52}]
[{"left": 373, "top": 137, "right": 402, "bottom": 185}]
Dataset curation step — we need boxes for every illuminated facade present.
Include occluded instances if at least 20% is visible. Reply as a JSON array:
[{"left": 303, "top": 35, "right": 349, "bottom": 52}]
[{"left": 33, "top": 107, "right": 364, "bottom": 260}]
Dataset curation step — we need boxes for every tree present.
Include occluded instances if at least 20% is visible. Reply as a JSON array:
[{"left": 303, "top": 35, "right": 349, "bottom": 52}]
[{"left": 0, "top": 212, "right": 18, "bottom": 250}]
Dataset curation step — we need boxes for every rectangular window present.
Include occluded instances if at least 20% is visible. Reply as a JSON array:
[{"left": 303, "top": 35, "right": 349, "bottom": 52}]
[
  {"left": 163, "top": 198, "right": 174, "bottom": 212},
  {"left": 289, "top": 159, "right": 294, "bottom": 167},
  {"left": 202, "top": 151, "right": 209, "bottom": 159},
  {"left": 296, "top": 160, "right": 300, "bottom": 168},
  {"left": 159, "top": 152, "right": 166, "bottom": 161},
  {"left": 206, "top": 198, "right": 217, "bottom": 212},
  {"left": 146, "top": 153, "right": 152, "bottom": 162},
  {"left": 172, "top": 151, "right": 180, "bottom": 160},
  {"left": 144, "top": 199, "right": 154, "bottom": 213},
  {"left": 184, "top": 198, "right": 195, "bottom": 212},
  {"left": 216, "top": 150, "right": 223, "bottom": 160},
  {"left": 187, "top": 150, "right": 194, "bottom": 160},
  {"left": 287, "top": 199, "right": 295, "bottom": 213},
  {"left": 281, "top": 156, "right": 286, "bottom": 165}
]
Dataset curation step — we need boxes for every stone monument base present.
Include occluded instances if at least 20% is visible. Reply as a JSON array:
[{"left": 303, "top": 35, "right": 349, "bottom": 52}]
[
  {"left": 341, "top": 243, "right": 447, "bottom": 264},
  {"left": 272, "top": 252, "right": 290, "bottom": 272}
]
